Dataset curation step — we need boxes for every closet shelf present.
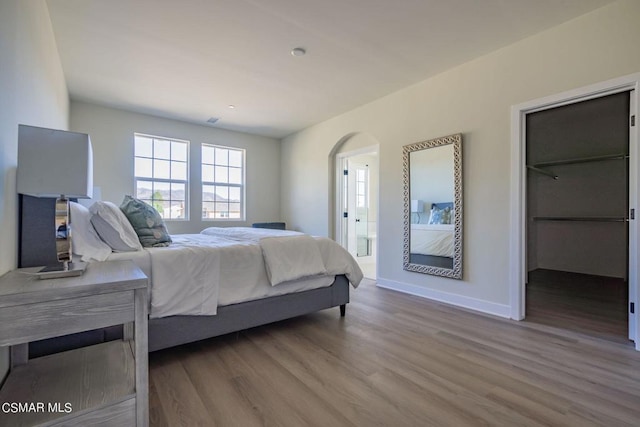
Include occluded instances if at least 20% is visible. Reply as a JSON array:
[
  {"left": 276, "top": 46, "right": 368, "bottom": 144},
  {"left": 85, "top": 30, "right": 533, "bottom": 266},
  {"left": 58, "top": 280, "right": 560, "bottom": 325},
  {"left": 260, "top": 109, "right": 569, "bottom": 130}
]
[
  {"left": 533, "top": 216, "right": 627, "bottom": 222},
  {"left": 527, "top": 153, "right": 628, "bottom": 180},
  {"left": 530, "top": 153, "right": 628, "bottom": 168}
]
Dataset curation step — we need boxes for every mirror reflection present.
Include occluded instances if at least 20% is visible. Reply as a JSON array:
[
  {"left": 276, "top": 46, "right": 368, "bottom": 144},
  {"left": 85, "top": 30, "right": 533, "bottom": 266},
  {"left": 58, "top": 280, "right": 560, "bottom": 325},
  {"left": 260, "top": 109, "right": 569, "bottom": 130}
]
[
  {"left": 403, "top": 133, "right": 462, "bottom": 279},
  {"left": 55, "top": 198, "right": 70, "bottom": 262}
]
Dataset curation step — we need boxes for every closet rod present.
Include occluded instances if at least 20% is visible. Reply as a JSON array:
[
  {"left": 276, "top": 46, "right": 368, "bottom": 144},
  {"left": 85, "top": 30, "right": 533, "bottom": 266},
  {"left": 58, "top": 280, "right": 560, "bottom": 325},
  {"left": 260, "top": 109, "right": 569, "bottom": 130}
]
[
  {"left": 531, "top": 153, "right": 628, "bottom": 168},
  {"left": 526, "top": 165, "right": 558, "bottom": 179},
  {"left": 533, "top": 216, "right": 627, "bottom": 222}
]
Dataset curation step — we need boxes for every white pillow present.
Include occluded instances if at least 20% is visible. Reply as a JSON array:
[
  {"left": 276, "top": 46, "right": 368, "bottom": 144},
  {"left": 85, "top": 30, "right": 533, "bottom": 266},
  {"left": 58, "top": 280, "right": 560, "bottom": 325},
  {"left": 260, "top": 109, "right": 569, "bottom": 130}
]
[
  {"left": 90, "top": 201, "right": 143, "bottom": 252},
  {"left": 69, "top": 202, "right": 112, "bottom": 261}
]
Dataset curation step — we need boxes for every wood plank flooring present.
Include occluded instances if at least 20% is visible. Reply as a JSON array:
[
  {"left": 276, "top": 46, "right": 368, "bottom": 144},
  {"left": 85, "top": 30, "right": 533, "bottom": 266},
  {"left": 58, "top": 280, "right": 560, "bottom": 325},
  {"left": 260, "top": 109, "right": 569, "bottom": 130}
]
[
  {"left": 526, "top": 269, "right": 628, "bottom": 344},
  {"left": 149, "top": 279, "right": 640, "bottom": 426}
]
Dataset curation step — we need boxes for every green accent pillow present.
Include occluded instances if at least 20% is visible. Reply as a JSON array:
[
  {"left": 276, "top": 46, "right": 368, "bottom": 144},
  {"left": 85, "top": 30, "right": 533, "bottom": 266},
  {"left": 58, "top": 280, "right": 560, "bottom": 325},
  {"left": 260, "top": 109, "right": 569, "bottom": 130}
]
[{"left": 119, "top": 195, "right": 172, "bottom": 247}]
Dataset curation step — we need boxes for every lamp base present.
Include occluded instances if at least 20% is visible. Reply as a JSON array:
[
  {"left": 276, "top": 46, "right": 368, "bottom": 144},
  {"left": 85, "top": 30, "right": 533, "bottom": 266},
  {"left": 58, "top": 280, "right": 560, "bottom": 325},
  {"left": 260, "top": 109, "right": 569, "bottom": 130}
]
[{"left": 36, "top": 262, "right": 88, "bottom": 279}]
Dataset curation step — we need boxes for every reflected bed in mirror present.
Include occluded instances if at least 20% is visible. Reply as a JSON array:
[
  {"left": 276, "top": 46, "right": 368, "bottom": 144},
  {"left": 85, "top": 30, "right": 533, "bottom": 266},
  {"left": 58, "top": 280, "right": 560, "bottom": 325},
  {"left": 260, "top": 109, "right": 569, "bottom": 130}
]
[{"left": 403, "top": 133, "right": 462, "bottom": 279}]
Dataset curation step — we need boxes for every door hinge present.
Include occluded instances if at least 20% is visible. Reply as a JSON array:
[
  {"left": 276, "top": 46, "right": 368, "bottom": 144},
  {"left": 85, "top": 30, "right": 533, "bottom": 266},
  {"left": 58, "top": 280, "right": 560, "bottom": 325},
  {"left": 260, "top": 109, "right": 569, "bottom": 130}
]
[
  {"left": 631, "top": 209, "right": 635, "bottom": 220},
  {"left": 632, "top": 115, "right": 636, "bottom": 127},
  {"left": 343, "top": 212, "right": 348, "bottom": 218},
  {"left": 343, "top": 170, "right": 348, "bottom": 175},
  {"left": 631, "top": 302, "right": 635, "bottom": 314}
]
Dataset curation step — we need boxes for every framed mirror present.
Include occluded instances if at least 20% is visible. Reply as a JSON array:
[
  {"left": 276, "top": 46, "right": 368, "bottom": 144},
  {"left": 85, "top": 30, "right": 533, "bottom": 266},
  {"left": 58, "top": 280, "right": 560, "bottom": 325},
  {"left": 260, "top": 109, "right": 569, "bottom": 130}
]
[{"left": 403, "top": 133, "right": 462, "bottom": 279}]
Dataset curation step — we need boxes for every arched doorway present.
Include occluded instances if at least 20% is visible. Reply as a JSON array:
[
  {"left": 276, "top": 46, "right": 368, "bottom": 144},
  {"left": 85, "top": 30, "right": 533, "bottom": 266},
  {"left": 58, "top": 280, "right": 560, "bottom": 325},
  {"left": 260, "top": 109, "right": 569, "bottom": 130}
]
[{"left": 330, "top": 133, "right": 379, "bottom": 280}]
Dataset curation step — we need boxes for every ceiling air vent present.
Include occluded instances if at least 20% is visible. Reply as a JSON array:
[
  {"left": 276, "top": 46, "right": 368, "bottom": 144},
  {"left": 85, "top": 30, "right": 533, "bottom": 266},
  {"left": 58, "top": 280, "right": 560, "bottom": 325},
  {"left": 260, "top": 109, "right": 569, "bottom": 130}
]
[{"left": 206, "top": 117, "right": 219, "bottom": 124}]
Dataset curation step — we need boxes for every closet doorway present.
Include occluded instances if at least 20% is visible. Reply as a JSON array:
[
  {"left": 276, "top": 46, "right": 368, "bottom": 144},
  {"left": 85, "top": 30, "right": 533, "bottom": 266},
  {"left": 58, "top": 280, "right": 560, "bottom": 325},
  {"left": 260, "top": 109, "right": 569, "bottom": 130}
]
[
  {"left": 526, "top": 92, "right": 630, "bottom": 343},
  {"left": 510, "top": 74, "right": 639, "bottom": 349}
]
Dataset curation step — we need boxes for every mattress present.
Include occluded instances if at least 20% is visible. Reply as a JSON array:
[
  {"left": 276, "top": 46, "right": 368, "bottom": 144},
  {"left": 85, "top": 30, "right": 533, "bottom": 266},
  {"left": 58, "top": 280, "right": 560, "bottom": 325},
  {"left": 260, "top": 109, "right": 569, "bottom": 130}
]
[
  {"left": 107, "top": 229, "right": 362, "bottom": 319},
  {"left": 410, "top": 223, "right": 454, "bottom": 257}
]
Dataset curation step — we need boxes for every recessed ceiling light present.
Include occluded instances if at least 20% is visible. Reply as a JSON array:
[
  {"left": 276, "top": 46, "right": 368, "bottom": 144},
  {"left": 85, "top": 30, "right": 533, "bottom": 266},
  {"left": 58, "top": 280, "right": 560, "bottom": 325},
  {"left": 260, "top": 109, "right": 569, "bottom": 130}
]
[
  {"left": 291, "top": 47, "right": 306, "bottom": 57},
  {"left": 228, "top": 105, "right": 236, "bottom": 109}
]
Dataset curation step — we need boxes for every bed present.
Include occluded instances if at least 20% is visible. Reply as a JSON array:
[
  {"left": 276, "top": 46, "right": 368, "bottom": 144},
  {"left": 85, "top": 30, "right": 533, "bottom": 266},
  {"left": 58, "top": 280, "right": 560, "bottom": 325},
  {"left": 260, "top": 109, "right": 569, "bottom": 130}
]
[
  {"left": 19, "top": 196, "right": 362, "bottom": 354},
  {"left": 410, "top": 223, "right": 454, "bottom": 257},
  {"left": 410, "top": 202, "right": 454, "bottom": 269}
]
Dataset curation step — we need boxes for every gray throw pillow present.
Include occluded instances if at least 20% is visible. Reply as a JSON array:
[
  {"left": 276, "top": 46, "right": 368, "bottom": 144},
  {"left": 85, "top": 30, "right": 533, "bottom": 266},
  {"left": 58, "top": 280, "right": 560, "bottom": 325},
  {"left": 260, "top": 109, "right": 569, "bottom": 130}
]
[{"left": 119, "top": 195, "right": 172, "bottom": 247}]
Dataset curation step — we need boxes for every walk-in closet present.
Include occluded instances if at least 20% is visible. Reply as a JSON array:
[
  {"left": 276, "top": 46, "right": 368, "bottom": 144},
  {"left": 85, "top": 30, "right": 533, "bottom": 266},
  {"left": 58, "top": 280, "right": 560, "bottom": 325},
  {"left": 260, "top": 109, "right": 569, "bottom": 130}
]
[{"left": 526, "top": 92, "right": 630, "bottom": 343}]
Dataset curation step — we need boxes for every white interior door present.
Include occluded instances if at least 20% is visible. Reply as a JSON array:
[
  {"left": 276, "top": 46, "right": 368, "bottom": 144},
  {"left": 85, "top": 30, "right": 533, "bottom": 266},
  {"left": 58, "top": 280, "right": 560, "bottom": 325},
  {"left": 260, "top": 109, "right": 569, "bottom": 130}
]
[
  {"left": 345, "top": 160, "right": 371, "bottom": 257},
  {"left": 354, "top": 166, "right": 370, "bottom": 257},
  {"left": 346, "top": 159, "right": 357, "bottom": 257},
  {"left": 629, "top": 89, "right": 637, "bottom": 341}
]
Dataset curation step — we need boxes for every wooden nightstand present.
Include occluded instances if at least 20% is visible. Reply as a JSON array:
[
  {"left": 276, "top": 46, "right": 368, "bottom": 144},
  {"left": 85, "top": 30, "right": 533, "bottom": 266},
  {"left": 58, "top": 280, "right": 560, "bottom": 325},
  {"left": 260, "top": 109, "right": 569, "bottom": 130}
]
[{"left": 0, "top": 260, "right": 148, "bottom": 426}]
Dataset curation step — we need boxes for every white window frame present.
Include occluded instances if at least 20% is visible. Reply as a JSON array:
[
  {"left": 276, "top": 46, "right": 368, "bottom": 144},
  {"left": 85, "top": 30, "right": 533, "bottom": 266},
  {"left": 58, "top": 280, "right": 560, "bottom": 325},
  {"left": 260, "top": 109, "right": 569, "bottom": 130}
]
[
  {"left": 133, "top": 133, "right": 190, "bottom": 221},
  {"left": 201, "top": 143, "right": 246, "bottom": 221}
]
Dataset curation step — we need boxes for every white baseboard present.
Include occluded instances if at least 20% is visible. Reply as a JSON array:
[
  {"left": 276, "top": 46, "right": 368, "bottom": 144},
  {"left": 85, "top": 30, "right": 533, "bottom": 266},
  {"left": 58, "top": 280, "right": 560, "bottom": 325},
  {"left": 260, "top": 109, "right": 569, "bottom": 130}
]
[{"left": 376, "top": 278, "right": 511, "bottom": 319}]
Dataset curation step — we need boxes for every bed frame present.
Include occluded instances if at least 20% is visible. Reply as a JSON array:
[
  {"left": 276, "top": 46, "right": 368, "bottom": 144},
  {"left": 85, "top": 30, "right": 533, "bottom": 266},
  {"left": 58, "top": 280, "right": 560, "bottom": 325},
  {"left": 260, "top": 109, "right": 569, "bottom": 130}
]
[
  {"left": 408, "top": 202, "right": 455, "bottom": 269},
  {"left": 409, "top": 253, "right": 453, "bottom": 269},
  {"left": 149, "top": 276, "right": 348, "bottom": 351},
  {"left": 19, "top": 195, "right": 349, "bottom": 355}
]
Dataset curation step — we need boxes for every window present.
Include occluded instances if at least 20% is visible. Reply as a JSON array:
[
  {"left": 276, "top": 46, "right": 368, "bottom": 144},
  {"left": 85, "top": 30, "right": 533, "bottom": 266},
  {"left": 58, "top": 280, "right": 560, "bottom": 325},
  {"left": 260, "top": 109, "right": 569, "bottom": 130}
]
[
  {"left": 134, "top": 133, "right": 188, "bottom": 220},
  {"left": 356, "top": 167, "right": 368, "bottom": 208},
  {"left": 201, "top": 144, "right": 244, "bottom": 220}
]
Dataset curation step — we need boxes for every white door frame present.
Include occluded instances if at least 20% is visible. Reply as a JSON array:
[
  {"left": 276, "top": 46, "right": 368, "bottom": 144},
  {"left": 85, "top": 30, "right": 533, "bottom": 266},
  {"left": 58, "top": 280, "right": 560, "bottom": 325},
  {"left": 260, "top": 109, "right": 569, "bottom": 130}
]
[
  {"left": 335, "top": 145, "right": 379, "bottom": 253},
  {"left": 509, "top": 73, "right": 640, "bottom": 349}
]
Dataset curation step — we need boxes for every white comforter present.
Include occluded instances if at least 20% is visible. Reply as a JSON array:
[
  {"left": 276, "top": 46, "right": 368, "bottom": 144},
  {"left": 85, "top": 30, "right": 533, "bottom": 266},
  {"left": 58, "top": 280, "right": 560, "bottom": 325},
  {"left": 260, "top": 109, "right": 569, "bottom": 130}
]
[
  {"left": 144, "top": 228, "right": 362, "bottom": 318},
  {"left": 200, "top": 226, "right": 302, "bottom": 240},
  {"left": 145, "top": 234, "right": 227, "bottom": 318},
  {"left": 260, "top": 235, "right": 328, "bottom": 285},
  {"left": 410, "top": 224, "right": 454, "bottom": 257}
]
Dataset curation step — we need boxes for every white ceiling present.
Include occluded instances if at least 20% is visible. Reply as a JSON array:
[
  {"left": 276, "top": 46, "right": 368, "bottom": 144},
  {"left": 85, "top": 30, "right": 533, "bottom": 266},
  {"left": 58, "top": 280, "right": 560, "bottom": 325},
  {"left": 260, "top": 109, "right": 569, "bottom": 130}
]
[{"left": 47, "top": 0, "right": 613, "bottom": 139}]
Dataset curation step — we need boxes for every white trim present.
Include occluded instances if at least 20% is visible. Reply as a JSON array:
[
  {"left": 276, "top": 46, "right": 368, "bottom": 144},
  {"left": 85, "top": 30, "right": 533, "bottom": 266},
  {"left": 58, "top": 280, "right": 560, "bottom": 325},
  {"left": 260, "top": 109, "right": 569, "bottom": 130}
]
[
  {"left": 376, "top": 278, "right": 511, "bottom": 318},
  {"left": 510, "top": 73, "right": 640, "bottom": 349},
  {"left": 335, "top": 155, "right": 347, "bottom": 244},
  {"left": 336, "top": 145, "right": 380, "bottom": 159},
  {"left": 509, "top": 105, "right": 527, "bottom": 320},
  {"left": 629, "top": 89, "right": 638, "bottom": 347}
]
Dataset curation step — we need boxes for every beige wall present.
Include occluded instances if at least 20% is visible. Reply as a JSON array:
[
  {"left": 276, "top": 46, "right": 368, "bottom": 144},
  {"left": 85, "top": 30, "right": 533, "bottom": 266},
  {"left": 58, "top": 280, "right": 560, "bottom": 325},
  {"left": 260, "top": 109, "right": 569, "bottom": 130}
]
[
  {"left": 0, "top": 0, "right": 69, "bottom": 382},
  {"left": 70, "top": 102, "right": 281, "bottom": 234},
  {"left": 281, "top": 0, "right": 640, "bottom": 313}
]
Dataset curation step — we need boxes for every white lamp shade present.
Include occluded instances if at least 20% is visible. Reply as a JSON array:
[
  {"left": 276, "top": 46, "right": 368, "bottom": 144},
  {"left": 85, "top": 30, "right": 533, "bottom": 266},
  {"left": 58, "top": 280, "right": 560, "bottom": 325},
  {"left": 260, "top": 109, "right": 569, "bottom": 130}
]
[
  {"left": 17, "top": 125, "right": 93, "bottom": 199},
  {"left": 411, "top": 199, "right": 424, "bottom": 213}
]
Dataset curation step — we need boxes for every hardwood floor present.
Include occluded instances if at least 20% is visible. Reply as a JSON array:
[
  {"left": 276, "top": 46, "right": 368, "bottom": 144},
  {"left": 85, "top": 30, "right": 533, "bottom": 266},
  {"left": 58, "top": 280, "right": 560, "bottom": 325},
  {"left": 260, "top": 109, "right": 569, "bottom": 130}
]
[
  {"left": 149, "top": 279, "right": 640, "bottom": 426},
  {"left": 526, "top": 269, "right": 629, "bottom": 344}
]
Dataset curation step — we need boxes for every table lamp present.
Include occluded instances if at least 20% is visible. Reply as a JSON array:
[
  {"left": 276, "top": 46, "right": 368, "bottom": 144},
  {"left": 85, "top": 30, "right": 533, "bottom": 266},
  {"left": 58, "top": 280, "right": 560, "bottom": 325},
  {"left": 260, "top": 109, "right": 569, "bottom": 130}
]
[
  {"left": 17, "top": 124, "right": 93, "bottom": 278},
  {"left": 411, "top": 199, "right": 424, "bottom": 223}
]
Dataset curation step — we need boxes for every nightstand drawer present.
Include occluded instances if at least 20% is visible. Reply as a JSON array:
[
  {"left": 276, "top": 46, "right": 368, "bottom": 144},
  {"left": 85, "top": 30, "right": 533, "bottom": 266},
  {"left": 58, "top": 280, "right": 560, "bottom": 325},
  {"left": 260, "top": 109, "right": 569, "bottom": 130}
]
[{"left": 0, "top": 290, "right": 134, "bottom": 346}]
